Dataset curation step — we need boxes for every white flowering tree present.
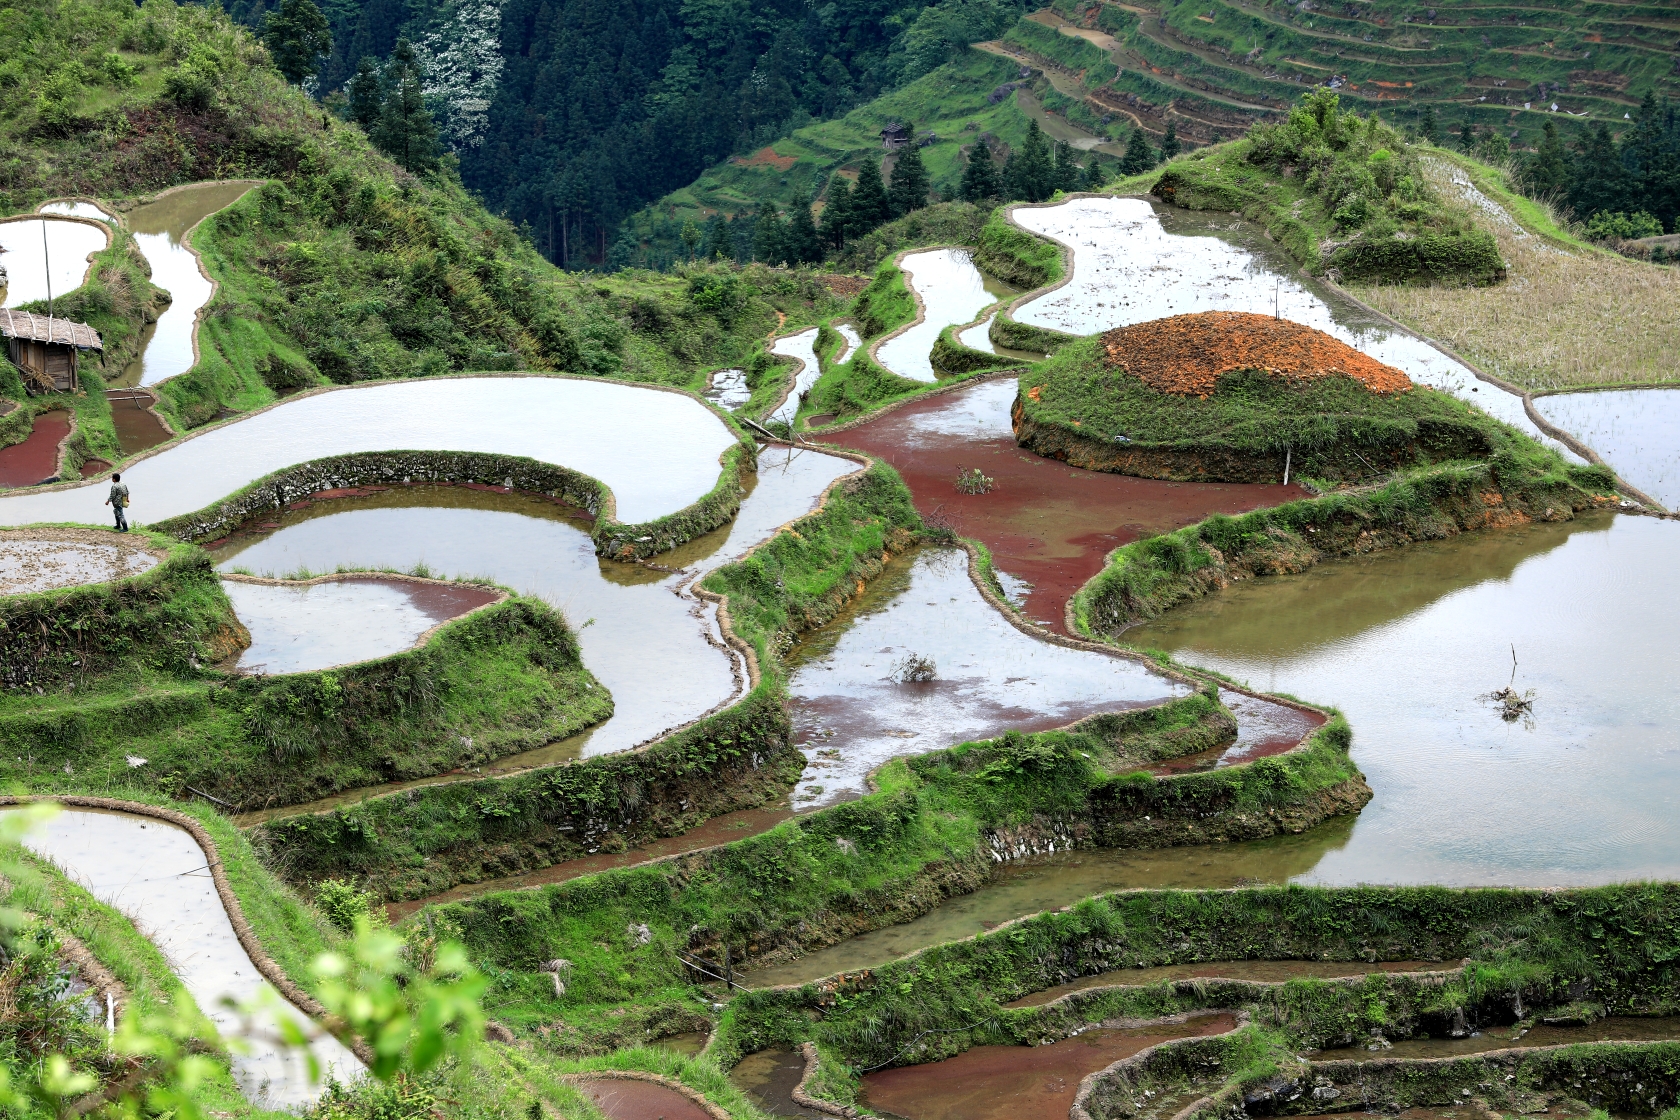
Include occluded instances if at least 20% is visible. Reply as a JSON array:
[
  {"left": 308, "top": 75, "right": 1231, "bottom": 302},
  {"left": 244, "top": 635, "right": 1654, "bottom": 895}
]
[{"left": 412, "top": 0, "right": 504, "bottom": 150}]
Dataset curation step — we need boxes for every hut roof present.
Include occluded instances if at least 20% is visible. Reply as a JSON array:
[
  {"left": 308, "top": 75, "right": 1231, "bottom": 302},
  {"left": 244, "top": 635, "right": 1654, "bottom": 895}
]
[{"left": 0, "top": 310, "right": 102, "bottom": 350}]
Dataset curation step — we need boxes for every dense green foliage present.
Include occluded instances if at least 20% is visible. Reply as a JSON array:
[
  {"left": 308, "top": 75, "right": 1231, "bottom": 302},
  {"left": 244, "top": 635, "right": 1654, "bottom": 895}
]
[
  {"left": 1020, "top": 336, "right": 1518, "bottom": 483},
  {"left": 0, "top": 589, "right": 610, "bottom": 808},
  {"left": 1154, "top": 90, "right": 1505, "bottom": 285},
  {"left": 1518, "top": 94, "right": 1680, "bottom": 237}
]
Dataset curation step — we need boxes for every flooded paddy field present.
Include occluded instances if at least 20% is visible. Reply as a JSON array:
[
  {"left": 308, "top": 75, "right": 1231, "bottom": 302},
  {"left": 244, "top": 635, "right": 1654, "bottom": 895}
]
[
  {"left": 0, "top": 376, "right": 740, "bottom": 528},
  {"left": 221, "top": 442, "right": 857, "bottom": 819},
  {"left": 572, "top": 1076, "right": 715, "bottom": 1120},
  {"left": 1009, "top": 959, "right": 1445, "bottom": 1009},
  {"left": 1311, "top": 1016, "right": 1680, "bottom": 1060},
  {"left": 1129, "top": 512, "right": 1680, "bottom": 886},
  {"left": 223, "top": 575, "right": 500, "bottom": 675},
  {"left": 0, "top": 527, "right": 161, "bottom": 593},
  {"left": 1009, "top": 197, "right": 1580, "bottom": 461},
  {"left": 0, "top": 216, "right": 107, "bottom": 308},
  {"left": 0, "top": 409, "right": 70, "bottom": 488},
  {"left": 876, "top": 249, "right": 1013, "bottom": 383},
  {"left": 105, "top": 388, "right": 172, "bottom": 455},
  {"left": 858, "top": 1012, "right": 1238, "bottom": 1120},
  {"left": 769, "top": 327, "right": 822, "bottom": 426},
  {"left": 114, "top": 182, "right": 255, "bottom": 387},
  {"left": 820, "top": 377, "right": 1306, "bottom": 631},
  {"left": 1534, "top": 388, "right": 1680, "bottom": 511},
  {"left": 731, "top": 1048, "right": 827, "bottom": 1117},
  {"left": 784, "top": 546, "right": 1186, "bottom": 807},
  {"left": 5, "top": 807, "right": 361, "bottom": 1108}
]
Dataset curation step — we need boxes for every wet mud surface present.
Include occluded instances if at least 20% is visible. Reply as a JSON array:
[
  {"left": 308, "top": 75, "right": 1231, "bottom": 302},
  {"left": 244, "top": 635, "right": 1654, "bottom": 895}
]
[
  {"left": 730, "top": 1049, "right": 827, "bottom": 1117},
  {"left": 0, "top": 409, "right": 69, "bottom": 488},
  {"left": 224, "top": 575, "right": 499, "bottom": 675},
  {"left": 820, "top": 378, "right": 1307, "bottom": 632},
  {"left": 785, "top": 547, "right": 1184, "bottom": 807},
  {"left": 1130, "top": 513, "right": 1680, "bottom": 886},
  {"left": 0, "top": 527, "right": 162, "bottom": 593},
  {"left": 1149, "top": 689, "right": 1324, "bottom": 775},
  {"left": 1008, "top": 959, "right": 1447, "bottom": 1009},
  {"left": 859, "top": 1012, "right": 1238, "bottom": 1120},
  {"left": 573, "top": 1077, "right": 715, "bottom": 1120}
]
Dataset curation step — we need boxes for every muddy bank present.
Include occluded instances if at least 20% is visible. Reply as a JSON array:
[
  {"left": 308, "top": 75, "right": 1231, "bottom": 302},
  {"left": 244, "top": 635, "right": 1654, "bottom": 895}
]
[
  {"left": 1009, "top": 960, "right": 1444, "bottom": 1009},
  {"left": 0, "top": 526, "right": 163, "bottom": 594},
  {"left": 0, "top": 409, "right": 71, "bottom": 487},
  {"left": 819, "top": 378, "right": 1307, "bottom": 631}
]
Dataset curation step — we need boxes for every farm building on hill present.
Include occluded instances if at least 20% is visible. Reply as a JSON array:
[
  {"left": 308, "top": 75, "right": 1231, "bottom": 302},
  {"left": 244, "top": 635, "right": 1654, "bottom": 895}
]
[
  {"left": 880, "top": 123, "right": 911, "bottom": 149},
  {"left": 0, "top": 310, "right": 102, "bottom": 393}
]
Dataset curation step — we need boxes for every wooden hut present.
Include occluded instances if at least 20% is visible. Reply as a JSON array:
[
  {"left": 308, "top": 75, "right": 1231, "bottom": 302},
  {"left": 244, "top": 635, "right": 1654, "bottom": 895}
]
[{"left": 0, "top": 310, "right": 101, "bottom": 393}]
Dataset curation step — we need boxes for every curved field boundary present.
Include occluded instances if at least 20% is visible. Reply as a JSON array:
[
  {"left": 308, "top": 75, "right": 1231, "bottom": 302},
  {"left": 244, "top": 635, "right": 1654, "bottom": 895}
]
[
  {"left": 862, "top": 243, "right": 1010, "bottom": 379},
  {"left": 1032, "top": 964, "right": 1464, "bottom": 1018},
  {"left": 1, "top": 372, "right": 763, "bottom": 561},
  {"left": 761, "top": 325, "right": 818, "bottom": 428},
  {"left": 558, "top": 1070, "right": 732, "bottom": 1120},
  {"left": 0, "top": 794, "right": 376, "bottom": 1067},
  {"left": 0, "top": 211, "right": 112, "bottom": 296},
  {"left": 1073, "top": 1012, "right": 1253, "bottom": 1120},
  {"left": 219, "top": 570, "right": 509, "bottom": 676}
]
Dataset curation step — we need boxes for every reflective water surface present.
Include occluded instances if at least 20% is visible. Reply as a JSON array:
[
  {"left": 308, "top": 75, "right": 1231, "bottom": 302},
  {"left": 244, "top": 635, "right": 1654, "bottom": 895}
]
[
  {"left": 9, "top": 808, "right": 361, "bottom": 1107},
  {"left": 37, "top": 200, "right": 116, "bottom": 223},
  {"left": 769, "top": 327, "right": 821, "bottom": 426},
  {"left": 1009, "top": 197, "right": 1578, "bottom": 460},
  {"left": 0, "top": 377, "right": 739, "bottom": 528},
  {"left": 876, "top": 249, "right": 1009, "bottom": 383},
  {"left": 785, "top": 547, "right": 1184, "bottom": 807},
  {"left": 1130, "top": 513, "right": 1680, "bottom": 886},
  {"left": 119, "top": 182, "right": 256, "bottom": 387},
  {"left": 1535, "top": 388, "right": 1680, "bottom": 512},
  {"left": 0, "top": 217, "right": 108, "bottom": 308},
  {"left": 224, "top": 576, "right": 498, "bottom": 674},
  {"left": 1312, "top": 1016, "right": 1680, "bottom": 1059}
]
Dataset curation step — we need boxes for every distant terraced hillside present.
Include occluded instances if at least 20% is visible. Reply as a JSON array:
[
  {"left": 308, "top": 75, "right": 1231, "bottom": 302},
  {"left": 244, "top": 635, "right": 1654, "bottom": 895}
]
[{"left": 1017, "top": 0, "right": 1680, "bottom": 148}]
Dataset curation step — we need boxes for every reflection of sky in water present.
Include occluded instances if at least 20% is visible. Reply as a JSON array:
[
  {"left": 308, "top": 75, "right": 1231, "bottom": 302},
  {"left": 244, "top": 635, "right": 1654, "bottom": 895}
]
[
  {"left": 704, "top": 367, "right": 750, "bottom": 411},
  {"left": 13, "top": 809, "right": 363, "bottom": 1107},
  {"left": 0, "top": 218, "right": 108, "bottom": 308},
  {"left": 787, "top": 548, "right": 1184, "bottom": 807},
  {"left": 1132, "top": 514, "right": 1680, "bottom": 886},
  {"left": 769, "top": 327, "right": 820, "bottom": 425},
  {"left": 225, "top": 578, "right": 479, "bottom": 674},
  {"left": 835, "top": 322, "right": 863, "bottom": 363},
  {"left": 877, "top": 249, "right": 997, "bottom": 383},
  {"left": 1010, "top": 197, "right": 1581, "bottom": 462},
  {"left": 37, "top": 200, "right": 116, "bottom": 223},
  {"left": 1535, "top": 389, "right": 1680, "bottom": 511}
]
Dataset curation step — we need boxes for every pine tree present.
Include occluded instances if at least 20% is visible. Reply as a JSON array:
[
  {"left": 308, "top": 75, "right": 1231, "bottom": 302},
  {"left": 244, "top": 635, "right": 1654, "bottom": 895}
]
[
  {"left": 959, "top": 141, "right": 1000, "bottom": 202},
  {"left": 1001, "top": 150, "right": 1024, "bottom": 202},
  {"left": 347, "top": 56, "right": 381, "bottom": 129},
  {"left": 1568, "top": 123, "right": 1629, "bottom": 221},
  {"left": 701, "top": 214, "right": 729, "bottom": 260},
  {"left": 787, "top": 201, "right": 825, "bottom": 264},
  {"left": 1160, "top": 121, "right": 1181, "bottom": 161},
  {"left": 376, "top": 66, "right": 439, "bottom": 172},
  {"left": 1082, "top": 156, "right": 1108, "bottom": 191},
  {"left": 820, "top": 178, "right": 855, "bottom": 247},
  {"left": 888, "top": 142, "right": 930, "bottom": 217},
  {"left": 1119, "top": 126, "right": 1155, "bottom": 176},
  {"left": 754, "top": 206, "right": 790, "bottom": 265},
  {"left": 1418, "top": 103, "right": 1439, "bottom": 145},
  {"left": 850, "top": 158, "right": 892, "bottom": 234},
  {"left": 1017, "top": 120, "right": 1053, "bottom": 202},
  {"left": 263, "top": 0, "right": 332, "bottom": 85},
  {"left": 1458, "top": 121, "right": 1477, "bottom": 152},
  {"left": 1523, "top": 121, "right": 1569, "bottom": 199},
  {"left": 1052, "top": 141, "right": 1081, "bottom": 193}
]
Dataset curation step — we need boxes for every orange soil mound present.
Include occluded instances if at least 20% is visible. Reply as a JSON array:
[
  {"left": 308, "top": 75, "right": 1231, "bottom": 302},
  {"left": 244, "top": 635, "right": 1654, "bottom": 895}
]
[
  {"left": 735, "top": 146, "right": 797, "bottom": 171},
  {"left": 1100, "top": 311, "right": 1414, "bottom": 396}
]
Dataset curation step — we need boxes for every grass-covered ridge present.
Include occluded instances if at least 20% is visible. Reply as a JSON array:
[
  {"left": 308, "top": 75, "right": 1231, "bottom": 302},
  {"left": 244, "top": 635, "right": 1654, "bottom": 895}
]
[
  {"left": 1152, "top": 90, "right": 1504, "bottom": 285},
  {"left": 1016, "top": 322, "right": 1518, "bottom": 485}
]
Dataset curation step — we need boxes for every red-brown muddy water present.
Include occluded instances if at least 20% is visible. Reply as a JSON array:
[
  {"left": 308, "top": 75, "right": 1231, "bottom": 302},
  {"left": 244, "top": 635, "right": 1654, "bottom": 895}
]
[
  {"left": 730, "top": 1049, "right": 827, "bottom": 1117},
  {"left": 820, "top": 378, "right": 1307, "bottom": 631},
  {"left": 107, "top": 391, "right": 171, "bottom": 454},
  {"left": 0, "top": 410, "right": 69, "bottom": 487},
  {"left": 1311, "top": 1016, "right": 1680, "bottom": 1060},
  {"left": 573, "top": 1077, "right": 715, "bottom": 1120},
  {"left": 1007, "top": 959, "right": 1446, "bottom": 1008},
  {"left": 859, "top": 1012, "right": 1238, "bottom": 1120}
]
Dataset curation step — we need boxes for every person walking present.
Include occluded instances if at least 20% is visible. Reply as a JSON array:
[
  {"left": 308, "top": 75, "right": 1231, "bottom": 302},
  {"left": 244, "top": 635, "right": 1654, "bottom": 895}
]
[{"left": 105, "top": 472, "right": 129, "bottom": 532}]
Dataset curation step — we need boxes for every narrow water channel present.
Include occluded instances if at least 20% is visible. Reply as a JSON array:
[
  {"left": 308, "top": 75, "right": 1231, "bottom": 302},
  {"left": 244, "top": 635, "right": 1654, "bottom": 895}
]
[
  {"left": 222, "top": 442, "right": 857, "bottom": 820},
  {"left": 875, "top": 249, "right": 1012, "bottom": 383},
  {"left": 1008, "top": 959, "right": 1446, "bottom": 1009},
  {"left": 769, "top": 327, "right": 821, "bottom": 426},
  {"left": 0, "top": 217, "right": 108, "bottom": 308},
  {"left": 1312, "top": 1016, "right": 1680, "bottom": 1059},
  {"left": 1129, "top": 512, "right": 1680, "bottom": 886},
  {"left": 7, "top": 807, "right": 362, "bottom": 1108},
  {"left": 1008, "top": 196, "right": 1580, "bottom": 461},
  {"left": 785, "top": 546, "right": 1186, "bottom": 807},
  {"left": 116, "top": 182, "right": 257, "bottom": 387},
  {"left": 0, "top": 376, "right": 740, "bottom": 528}
]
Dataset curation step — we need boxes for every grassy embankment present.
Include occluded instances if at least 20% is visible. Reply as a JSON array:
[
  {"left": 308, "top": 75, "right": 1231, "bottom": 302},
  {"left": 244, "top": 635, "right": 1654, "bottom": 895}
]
[
  {"left": 1016, "top": 328, "right": 1524, "bottom": 485},
  {"left": 0, "top": 0, "right": 844, "bottom": 459},
  {"left": 1349, "top": 151, "right": 1680, "bottom": 390},
  {"left": 719, "top": 880, "right": 1680, "bottom": 1113},
  {"left": 0, "top": 530, "right": 610, "bottom": 809}
]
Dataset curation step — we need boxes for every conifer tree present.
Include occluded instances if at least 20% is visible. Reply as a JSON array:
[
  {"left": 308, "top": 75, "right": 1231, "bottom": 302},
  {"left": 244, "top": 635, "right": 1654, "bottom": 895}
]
[
  {"left": 701, "top": 214, "right": 729, "bottom": 260},
  {"left": 1160, "top": 120, "right": 1181, "bottom": 161},
  {"left": 959, "top": 140, "right": 1001, "bottom": 201},
  {"left": 263, "top": 0, "right": 332, "bottom": 85},
  {"left": 850, "top": 158, "right": 893, "bottom": 233},
  {"left": 1052, "top": 140, "right": 1081, "bottom": 193},
  {"left": 821, "top": 177, "right": 855, "bottom": 247},
  {"left": 887, "top": 142, "right": 930, "bottom": 217},
  {"left": 1005, "top": 120, "right": 1053, "bottom": 202},
  {"left": 1119, "top": 126, "right": 1155, "bottom": 176},
  {"left": 1418, "top": 103, "right": 1439, "bottom": 145},
  {"left": 1523, "top": 121, "right": 1569, "bottom": 198},
  {"left": 1082, "top": 155, "right": 1108, "bottom": 191},
  {"left": 1458, "top": 120, "right": 1477, "bottom": 152},
  {"left": 347, "top": 56, "right": 382, "bottom": 129},
  {"left": 754, "top": 206, "right": 790, "bottom": 265},
  {"left": 375, "top": 43, "right": 439, "bottom": 174},
  {"left": 787, "top": 201, "right": 825, "bottom": 264}
]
